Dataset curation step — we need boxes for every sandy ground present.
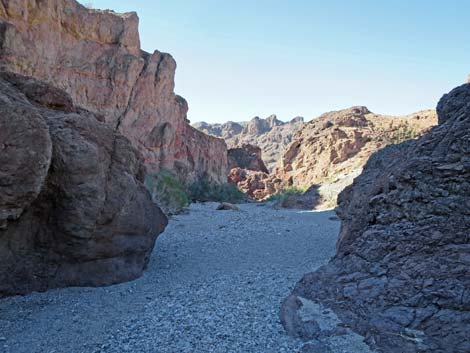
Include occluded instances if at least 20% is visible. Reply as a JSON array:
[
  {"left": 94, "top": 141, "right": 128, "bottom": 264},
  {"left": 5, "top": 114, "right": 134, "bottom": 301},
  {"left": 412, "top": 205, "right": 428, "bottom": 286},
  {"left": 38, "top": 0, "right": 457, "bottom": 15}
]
[{"left": 0, "top": 202, "right": 370, "bottom": 353}]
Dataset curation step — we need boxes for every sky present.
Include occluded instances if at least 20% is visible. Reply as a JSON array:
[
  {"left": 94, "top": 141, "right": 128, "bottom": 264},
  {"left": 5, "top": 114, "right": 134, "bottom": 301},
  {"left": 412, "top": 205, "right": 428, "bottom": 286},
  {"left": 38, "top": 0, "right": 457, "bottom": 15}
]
[{"left": 81, "top": 1, "right": 470, "bottom": 124}]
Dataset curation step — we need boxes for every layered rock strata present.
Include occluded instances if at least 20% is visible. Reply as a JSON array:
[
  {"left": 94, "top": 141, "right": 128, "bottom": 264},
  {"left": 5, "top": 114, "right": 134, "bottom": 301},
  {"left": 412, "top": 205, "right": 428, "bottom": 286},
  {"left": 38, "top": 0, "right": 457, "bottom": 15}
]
[{"left": 0, "top": 0, "right": 227, "bottom": 184}]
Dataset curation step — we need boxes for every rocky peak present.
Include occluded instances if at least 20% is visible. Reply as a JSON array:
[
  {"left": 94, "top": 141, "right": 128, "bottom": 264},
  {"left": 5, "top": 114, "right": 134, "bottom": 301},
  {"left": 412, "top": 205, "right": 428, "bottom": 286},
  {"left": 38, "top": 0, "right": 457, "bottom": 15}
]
[
  {"left": 194, "top": 114, "right": 306, "bottom": 172},
  {"left": 265, "top": 114, "right": 284, "bottom": 127},
  {"left": 193, "top": 120, "right": 245, "bottom": 139},
  {"left": 290, "top": 116, "right": 305, "bottom": 124}
]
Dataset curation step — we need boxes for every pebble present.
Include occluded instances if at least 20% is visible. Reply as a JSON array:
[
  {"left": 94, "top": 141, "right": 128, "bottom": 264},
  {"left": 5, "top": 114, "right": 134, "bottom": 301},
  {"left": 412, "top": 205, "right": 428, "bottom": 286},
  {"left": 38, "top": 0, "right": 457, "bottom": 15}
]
[{"left": 0, "top": 202, "right": 340, "bottom": 353}]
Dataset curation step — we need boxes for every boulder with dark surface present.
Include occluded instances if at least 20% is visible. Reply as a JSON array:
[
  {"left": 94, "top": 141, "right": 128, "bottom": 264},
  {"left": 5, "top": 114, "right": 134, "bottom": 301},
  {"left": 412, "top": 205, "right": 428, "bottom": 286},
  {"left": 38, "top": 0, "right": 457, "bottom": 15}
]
[
  {"left": 281, "top": 84, "right": 470, "bottom": 352},
  {"left": 0, "top": 72, "right": 167, "bottom": 297}
]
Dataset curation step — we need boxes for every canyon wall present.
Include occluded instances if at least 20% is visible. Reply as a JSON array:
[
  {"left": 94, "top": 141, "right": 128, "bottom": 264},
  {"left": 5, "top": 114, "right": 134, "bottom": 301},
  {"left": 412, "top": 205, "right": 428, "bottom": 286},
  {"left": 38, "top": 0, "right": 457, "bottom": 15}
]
[
  {"left": 194, "top": 115, "right": 304, "bottom": 172},
  {"left": 280, "top": 86, "right": 470, "bottom": 352},
  {"left": 0, "top": 0, "right": 227, "bottom": 184},
  {"left": 275, "top": 107, "right": 437, "bottom": 208}
]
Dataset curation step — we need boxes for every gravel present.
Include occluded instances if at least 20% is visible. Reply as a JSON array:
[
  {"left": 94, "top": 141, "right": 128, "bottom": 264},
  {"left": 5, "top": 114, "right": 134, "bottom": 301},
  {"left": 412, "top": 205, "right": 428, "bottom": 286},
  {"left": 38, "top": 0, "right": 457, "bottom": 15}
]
[{"left": 0, "top": 202, "right": 353, "bottom": 353}]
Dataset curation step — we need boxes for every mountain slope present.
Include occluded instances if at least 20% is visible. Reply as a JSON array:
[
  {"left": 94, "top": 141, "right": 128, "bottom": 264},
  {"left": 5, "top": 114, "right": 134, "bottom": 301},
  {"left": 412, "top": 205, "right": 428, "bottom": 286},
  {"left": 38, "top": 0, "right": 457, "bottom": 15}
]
[
  {"left": 275, "top": 107, "right": 437, "bottom": 208},
  {"left": 193, "top": 114, "right": 305, "bottom": 171}
]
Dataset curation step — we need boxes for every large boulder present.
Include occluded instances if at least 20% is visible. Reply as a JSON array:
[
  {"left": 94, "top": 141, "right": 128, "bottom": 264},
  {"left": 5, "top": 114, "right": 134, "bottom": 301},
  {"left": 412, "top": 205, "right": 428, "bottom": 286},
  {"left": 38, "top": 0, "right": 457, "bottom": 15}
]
[
  {"left": 0, "top": 72, "right": 167, "bottom": 297},
  {"left": 281, "top": 84, "right": 470, "bottom": 352}
]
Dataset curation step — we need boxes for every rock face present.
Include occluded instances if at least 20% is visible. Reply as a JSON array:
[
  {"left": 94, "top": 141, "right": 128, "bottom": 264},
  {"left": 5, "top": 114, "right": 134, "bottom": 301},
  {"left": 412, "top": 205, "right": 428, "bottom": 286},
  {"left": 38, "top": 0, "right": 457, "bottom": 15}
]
[
  {"left": 0, "top": 0, "right": 228, "bottom": 184},
  {"left": 194, "top": 115, "right": 304, "bottom": 172},
  {"left": 227, "top": 168, "right": 282, "bottom": 200},
  {"left": 277, "top": 107, "right": 437, "bottom": 209},
  {"left": 281, "top": 85, "right": 470, "bottom": 352},
  {"left": 228, "top": 144, "right": 269, "bottom": 173},
  {"left": 0, "top": 72, "right": 167, "bottom": 297}
]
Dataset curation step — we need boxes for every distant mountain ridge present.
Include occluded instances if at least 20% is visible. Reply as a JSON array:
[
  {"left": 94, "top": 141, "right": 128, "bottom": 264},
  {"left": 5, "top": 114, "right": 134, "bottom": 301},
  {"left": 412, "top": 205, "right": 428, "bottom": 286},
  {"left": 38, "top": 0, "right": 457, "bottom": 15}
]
[{"left": 193, "top": 114, "right": 305, "bottom": 171}]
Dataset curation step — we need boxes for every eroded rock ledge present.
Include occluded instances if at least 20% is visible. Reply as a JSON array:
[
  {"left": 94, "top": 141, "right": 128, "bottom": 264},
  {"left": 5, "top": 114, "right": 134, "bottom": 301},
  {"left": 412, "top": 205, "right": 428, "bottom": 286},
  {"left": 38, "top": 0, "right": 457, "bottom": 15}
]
[
  {"left": 281, "top": 85, "right": 470, "bottom": 352},
  {"left": 0, "top": 72, "right": 167, "bottom": 297},
  {"left": 0, "top": 0, "right": 228, "bottom": 184}
]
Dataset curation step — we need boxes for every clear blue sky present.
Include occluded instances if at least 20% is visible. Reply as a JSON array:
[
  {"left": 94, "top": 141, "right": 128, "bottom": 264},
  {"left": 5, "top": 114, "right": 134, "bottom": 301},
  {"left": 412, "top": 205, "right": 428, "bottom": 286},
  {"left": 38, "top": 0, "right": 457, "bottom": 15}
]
[{"left": 82, "top": 1, "right": 469, "bottom": 123}]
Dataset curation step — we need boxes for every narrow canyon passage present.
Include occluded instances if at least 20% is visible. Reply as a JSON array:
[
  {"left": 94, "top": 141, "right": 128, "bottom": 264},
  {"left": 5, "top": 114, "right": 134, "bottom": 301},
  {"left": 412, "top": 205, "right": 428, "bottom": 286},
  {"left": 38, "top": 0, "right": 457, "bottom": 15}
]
[{"left": 1, "top": 203, "right": 365, "bottom": 353}]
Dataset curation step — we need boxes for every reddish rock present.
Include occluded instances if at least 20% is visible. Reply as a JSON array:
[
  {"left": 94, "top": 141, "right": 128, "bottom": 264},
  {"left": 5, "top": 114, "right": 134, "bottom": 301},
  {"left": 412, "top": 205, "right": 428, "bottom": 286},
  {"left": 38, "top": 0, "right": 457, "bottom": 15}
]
[
  {"left": 0, "top": 72, "right": 167, "bottom": 297},
  {"left": 0, "top": 0, "right": 227, "bottom": 184},
  {"left": 227, "top": 168, "right": 282, "bottom": 200}
]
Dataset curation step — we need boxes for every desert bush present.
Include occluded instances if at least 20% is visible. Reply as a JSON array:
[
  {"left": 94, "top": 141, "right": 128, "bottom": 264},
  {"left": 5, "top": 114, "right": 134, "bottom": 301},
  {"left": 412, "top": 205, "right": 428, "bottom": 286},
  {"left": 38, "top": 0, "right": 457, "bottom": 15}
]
[
  {"left": 145, "top": 170, "right": 190, "bottom": 215},
  {"left": 188, "top": 177, "right": 245, "bottom": 203},
  {"left": 266, "top": 185, "right": 307, "bottom": 203},
  {"left": 389, "top": 123, "right": 417, "bottom": 144}
]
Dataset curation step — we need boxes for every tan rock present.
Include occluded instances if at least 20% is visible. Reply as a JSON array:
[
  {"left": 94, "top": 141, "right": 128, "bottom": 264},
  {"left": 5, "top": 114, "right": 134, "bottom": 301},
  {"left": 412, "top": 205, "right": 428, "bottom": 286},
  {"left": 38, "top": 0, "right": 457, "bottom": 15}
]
[{"left": 276, "top": 106, "right": 437, "bottom": 209}]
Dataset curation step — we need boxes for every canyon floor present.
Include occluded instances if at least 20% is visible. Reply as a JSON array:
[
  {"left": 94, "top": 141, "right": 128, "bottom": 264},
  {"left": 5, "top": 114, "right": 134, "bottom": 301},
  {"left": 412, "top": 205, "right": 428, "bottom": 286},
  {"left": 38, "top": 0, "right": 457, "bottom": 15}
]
[{"left": 0, "top": 203, "right": 372, "bottom": 353}]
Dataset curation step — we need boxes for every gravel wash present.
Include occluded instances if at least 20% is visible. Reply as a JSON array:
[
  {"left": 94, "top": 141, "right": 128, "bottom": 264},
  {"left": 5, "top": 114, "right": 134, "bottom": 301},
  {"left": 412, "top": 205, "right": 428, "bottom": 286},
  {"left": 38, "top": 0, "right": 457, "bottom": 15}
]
[{"left": 0, "top": 202, "right": 349, "bottom": 353}]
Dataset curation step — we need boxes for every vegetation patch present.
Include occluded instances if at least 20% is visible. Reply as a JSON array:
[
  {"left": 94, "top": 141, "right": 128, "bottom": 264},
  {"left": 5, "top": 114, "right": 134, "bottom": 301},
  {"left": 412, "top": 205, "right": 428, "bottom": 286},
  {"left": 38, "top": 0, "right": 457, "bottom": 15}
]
[
  {"left": 188, "top": 177, "right": 245, "bottom": 203},
  {"left": 388, "top": 122, "right": 418, "bottom": 145},
  {"left": 266, "top": 186, "right": 307, "bottom": 203},
  {"left": 145, "top": 170, "right": 191, "bottom": 215}
]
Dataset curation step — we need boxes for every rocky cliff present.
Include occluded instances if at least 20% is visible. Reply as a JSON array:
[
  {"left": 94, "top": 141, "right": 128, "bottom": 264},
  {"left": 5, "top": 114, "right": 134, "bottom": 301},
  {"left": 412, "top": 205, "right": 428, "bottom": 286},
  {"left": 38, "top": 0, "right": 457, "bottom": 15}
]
[
  {"left": 0, "top": 72, "right": 167, "bottom": 297},
  {"left": 276, "top": 107, "right": 437, "bottom": 208},
  {"left": 193, "top": 115, "right": 304, "bottom": 172},
  {"left": 0, "top": 0, "right": 228, "bottom": 184},
  {"left": 280, "top": 85, "right": 470, "bottom": 352}
]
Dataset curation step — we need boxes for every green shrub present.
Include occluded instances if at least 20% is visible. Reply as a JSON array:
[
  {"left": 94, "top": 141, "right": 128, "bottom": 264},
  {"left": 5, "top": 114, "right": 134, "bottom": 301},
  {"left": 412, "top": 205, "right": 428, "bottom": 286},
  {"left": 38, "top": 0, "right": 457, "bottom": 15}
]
[
  {"left": 389, "top": 123, "right": 418, "bottom": 145},
  {"left": 266, "top": 186, "right": 307, "bottom": 203},
  {"left": 145, "top": 170, "right": 190, "bottom": 215},
  {"left": 188, "top": 177, "right": 245, "bottom": 203}
]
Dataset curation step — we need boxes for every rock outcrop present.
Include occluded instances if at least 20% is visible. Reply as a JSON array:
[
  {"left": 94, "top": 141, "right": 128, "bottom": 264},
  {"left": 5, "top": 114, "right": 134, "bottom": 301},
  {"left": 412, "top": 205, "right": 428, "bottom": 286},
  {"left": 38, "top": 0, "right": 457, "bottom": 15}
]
[
  {"left": 276, "top": 107, "right": 437, "bottom": 209},
  {"left": 0, "top": 72, "right": 167, "bottom": 297},
  {"left": 0, "top": 0, "right": 228, "bottom": 184},
  {"left": 227, "top": 168, "right": 282, "bottom": 200},
  {"left": 228, "top": 144, "right": 269, "bottom": 173},
  {"left": 194, "top": 115, "right": 304, "bottom": 172},
  {"left": 281, "top": 85, "right": 470, "bottom": 352}
]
